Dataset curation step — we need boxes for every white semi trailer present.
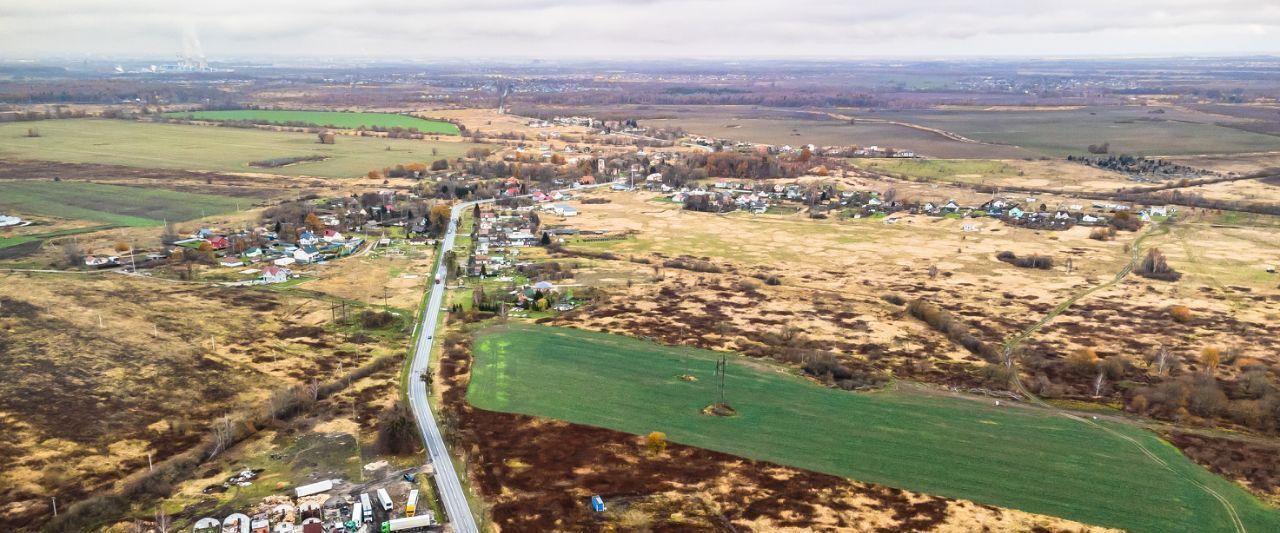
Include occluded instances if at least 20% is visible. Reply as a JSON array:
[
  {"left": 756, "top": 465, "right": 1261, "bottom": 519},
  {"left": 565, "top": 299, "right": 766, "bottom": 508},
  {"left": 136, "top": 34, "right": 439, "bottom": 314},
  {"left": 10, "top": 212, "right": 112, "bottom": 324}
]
[{"left": 381, "top": 515, "right": 435, "bottom": 532}]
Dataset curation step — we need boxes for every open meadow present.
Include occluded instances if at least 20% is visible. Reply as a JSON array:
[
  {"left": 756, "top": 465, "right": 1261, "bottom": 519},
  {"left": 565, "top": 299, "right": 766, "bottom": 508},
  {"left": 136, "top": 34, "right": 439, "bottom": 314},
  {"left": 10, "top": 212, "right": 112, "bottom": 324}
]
[
  {"left": 0, "top": 120, "right": 478, "bottom": 178},
  {"left": 468, "top": 324, "right": 1280, "bottom": 533},
  {"left": 162, "top": 110, "right": 460, "bottom": 135},
  {"left": 861, "top": 106, "right": 1280, "bottom": 157},
  {"left": 0, "top": 180, "right": 244, "bottom": 227},
  {"left": 516, "top": 104, "right": 1033, "bottom": 158},
  {"left": 850, "top": 158, "right": 1138, "bottom": 193}
]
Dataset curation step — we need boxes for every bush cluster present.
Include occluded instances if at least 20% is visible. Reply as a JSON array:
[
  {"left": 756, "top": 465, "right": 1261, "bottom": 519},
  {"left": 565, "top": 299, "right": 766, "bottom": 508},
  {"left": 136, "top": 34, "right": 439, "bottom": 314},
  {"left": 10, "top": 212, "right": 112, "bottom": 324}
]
[
  {"left": 996, "top": 251, "right": 1054, "bottom": 269},
  {"left": 906, "top": 299, "right": 999, "bottom": 362}
]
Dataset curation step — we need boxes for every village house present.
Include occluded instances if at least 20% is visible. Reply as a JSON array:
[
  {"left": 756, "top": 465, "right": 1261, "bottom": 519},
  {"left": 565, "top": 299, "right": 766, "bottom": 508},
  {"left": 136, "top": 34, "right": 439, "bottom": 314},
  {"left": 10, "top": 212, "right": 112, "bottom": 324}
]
[
  {"left": 84, "top": 255, "right": 119, "bottom": 268},
  {"left": 293, "top": 246, "right": 319, "bottom": 264}
]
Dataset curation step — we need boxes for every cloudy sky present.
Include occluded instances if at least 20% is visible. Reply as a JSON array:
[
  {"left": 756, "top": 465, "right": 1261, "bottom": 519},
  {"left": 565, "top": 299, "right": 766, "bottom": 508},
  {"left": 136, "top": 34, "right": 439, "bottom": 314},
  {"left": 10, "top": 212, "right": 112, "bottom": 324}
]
[{"left": 1, "top": 0, "right": 1278, "bottom": 60}]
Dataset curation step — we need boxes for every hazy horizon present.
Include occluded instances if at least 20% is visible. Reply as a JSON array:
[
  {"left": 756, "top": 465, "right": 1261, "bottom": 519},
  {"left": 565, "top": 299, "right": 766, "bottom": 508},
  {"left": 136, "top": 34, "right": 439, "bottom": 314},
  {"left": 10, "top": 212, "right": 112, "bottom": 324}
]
[{"left": 2, "top": 0, "right": 1278, "bottom": 61}]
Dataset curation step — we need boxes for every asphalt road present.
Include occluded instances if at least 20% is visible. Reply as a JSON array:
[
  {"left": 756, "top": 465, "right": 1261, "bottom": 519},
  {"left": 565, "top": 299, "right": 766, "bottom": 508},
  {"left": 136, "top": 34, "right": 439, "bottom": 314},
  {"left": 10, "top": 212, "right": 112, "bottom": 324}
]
[
  {"left": 406, "top": 184, "right": 609, "bottom": 532},
  {"left": 407, "top": 200, "right": 486, "bottom": 533}
]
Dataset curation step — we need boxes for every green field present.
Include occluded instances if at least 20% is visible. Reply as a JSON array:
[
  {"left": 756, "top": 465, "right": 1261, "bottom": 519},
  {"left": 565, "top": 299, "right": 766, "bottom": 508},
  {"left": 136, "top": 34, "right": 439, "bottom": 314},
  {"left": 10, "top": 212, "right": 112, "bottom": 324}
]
[
  {"left": 0, "top": 181, "right": 242, "bottom": 227},
  {"left": 863, "top": 106, "right": 1280, "bottom": 157},
  {"left": 469, "top": 324, "right": 1280, "bottom": 533},
  {"left": 162, "top": 110, "right": 460, "bottom": 135},
  {"left": 0, "top": 119, "right": 477, "bottom": 178}
]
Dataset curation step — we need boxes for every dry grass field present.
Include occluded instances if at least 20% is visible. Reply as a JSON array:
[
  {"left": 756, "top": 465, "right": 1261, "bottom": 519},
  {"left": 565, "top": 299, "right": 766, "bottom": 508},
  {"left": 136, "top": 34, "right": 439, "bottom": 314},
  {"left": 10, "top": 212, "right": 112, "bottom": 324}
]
[
  {"left": 1188, "top": 178, "right": 1280, "bottom": 204},
  {"left": 425, "top": 108, "right": 595, "bottom": 139},
  {"left": 0, "top": 264, "right": 416, "bottom": 529},
  {"left": 862, "top": 106, "right": 1280, "bottom": 157},
  {"left": 514, "top": 104, "right": 1035, "bottom": 158},
  {"left": 851, "top": 158, "right": 1140, "bottom": 193},
  {"left": 532, "top": 187, "right": 1280, "bottom": 503},
  {"left": 545, "top": 190, "right": 1134, "bottom": 387},
  {"left": 1168, "top": 152, "right": 1280, "bottom": 175}
]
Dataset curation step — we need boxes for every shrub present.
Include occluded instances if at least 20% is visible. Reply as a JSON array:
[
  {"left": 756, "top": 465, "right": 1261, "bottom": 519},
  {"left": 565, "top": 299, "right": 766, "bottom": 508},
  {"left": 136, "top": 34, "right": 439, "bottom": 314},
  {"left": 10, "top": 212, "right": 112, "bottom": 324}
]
[
  {"left": 996, "top": 251, "right": 1054, "bottom": 270},
  {"left": 360, "top": 310, "right": 395, "bottom": 328},
  {"left": 1200, "top": 347, "right": 1221, "bottom": 373},
  {"left": 906, "top": 299, "right": 999, "bottom": 362},
  {"left": 881, "top": 293, "right": 906, "bottom": 306},
  {"left": 1129, "top": 394, "right": 1149, "bottom": 413},
  {"left": 1188, "top": 374, "right": 1227, "bottom": 418},
  {"left": 1168, "top": 305, "right": 1192, "bottom": 323},
  {"left": 1089, "top": 227, "right": 1116, "bottom": 241},
  {"left": 1136, "top": 248, "right": 1181, "bottom": 281},
  {"left": 1110, "top": 211, "right": 1143, "bottom": 231},
  {"left": 1100, "top": 356, "right": 1128, "bottom": 380},
  {"left": 645, "top": 431, "right": 668, "bottom": 455},
  {"left": 663, "top": 257, "right": 722, "bottom": 273},
  {"left": 374, "top": 401, "right": 420, "bottom": 455},
  {"left": 1065, "top": 348, "right": 1100, "bottom": 375}
]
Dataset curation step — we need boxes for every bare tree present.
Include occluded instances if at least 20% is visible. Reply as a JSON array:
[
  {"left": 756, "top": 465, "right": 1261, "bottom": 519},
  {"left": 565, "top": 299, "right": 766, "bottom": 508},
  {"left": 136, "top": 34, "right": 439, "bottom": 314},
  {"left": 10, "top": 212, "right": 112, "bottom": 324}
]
[
  {"left": 208, "top": 415, "right": 233, "bottom": 459},
  {"left": 155, "top": 507, "right": 172, "bottom": 533},
  {"left": 160, "top": 222, "right": 180, "bottom": 244},
  {"left": 62, "top": 240, "right": 84, "bottom": 267}
]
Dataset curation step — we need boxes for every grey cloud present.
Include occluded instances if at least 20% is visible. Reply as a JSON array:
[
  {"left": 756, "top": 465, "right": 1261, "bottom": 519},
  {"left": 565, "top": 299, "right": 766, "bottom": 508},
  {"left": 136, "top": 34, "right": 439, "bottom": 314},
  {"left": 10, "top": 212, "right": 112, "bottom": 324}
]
[{"left": 0, "top": 0, "right": 1276, "bottom": 59}]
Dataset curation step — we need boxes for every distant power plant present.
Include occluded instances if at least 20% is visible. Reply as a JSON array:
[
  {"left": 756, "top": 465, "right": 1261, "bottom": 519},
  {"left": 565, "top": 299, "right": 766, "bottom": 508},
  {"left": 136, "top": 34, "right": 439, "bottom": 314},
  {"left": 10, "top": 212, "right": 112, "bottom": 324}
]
[{"left": 177, "top": 27, "right": 209, "bottom": 71}]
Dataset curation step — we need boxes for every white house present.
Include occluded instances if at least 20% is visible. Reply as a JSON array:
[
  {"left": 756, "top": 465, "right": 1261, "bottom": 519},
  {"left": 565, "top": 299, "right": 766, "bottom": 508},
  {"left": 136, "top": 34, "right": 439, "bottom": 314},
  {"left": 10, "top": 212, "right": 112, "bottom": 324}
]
[
  {"left": 220, "top": 257, "right": 244, "bottom": 268},
  {"left": 294, "top": 247, "right": 318, "bottom": 263},
  {"left": 259, "top": 265, "right": 290, "bottom": 284},
  {"left": 273, "top": 257, "right": 296, "bottom": 267},
  {"left": 84, "top": 255, "right": 118, "bottom": 267}
]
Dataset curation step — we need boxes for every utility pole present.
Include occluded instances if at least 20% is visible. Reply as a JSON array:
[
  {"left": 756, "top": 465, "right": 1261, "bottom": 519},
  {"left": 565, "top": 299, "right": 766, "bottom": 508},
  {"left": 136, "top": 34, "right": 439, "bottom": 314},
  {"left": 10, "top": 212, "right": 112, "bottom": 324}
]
[
  {"left": 715, "top": 354, "right": 727, "bottom": 406},
  {"left": 353, "top": 395, "right": 362, "bottom": 481},
  {"left": 148, "top": 452, "right": 153, "bottom": 472},
  {"left": 51, "top": 497, "right": 56, "bottom": 517}
]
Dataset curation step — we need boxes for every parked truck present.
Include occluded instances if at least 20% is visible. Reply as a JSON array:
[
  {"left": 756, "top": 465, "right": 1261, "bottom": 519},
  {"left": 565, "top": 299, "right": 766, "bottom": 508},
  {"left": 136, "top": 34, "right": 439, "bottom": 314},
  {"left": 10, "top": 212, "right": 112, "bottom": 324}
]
[
  {"left": 380, "top": 515, "right": 435, "bottom": 532},
  {"left": 359, "top": 493, "right": 374, "bottom": 523},
  {"left": 376, "top": 488, "right": 393, "bottom": 512},
  {"left": 404, "top": 489, "right": 419, "bottom": 517}
]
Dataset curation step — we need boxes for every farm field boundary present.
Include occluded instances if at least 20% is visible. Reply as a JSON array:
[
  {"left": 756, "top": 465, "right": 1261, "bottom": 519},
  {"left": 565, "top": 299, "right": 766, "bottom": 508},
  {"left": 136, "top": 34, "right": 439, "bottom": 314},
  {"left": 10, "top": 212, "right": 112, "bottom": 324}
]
[{"left": 468, "top": 323, "right": 1280, "bottom": 533}]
